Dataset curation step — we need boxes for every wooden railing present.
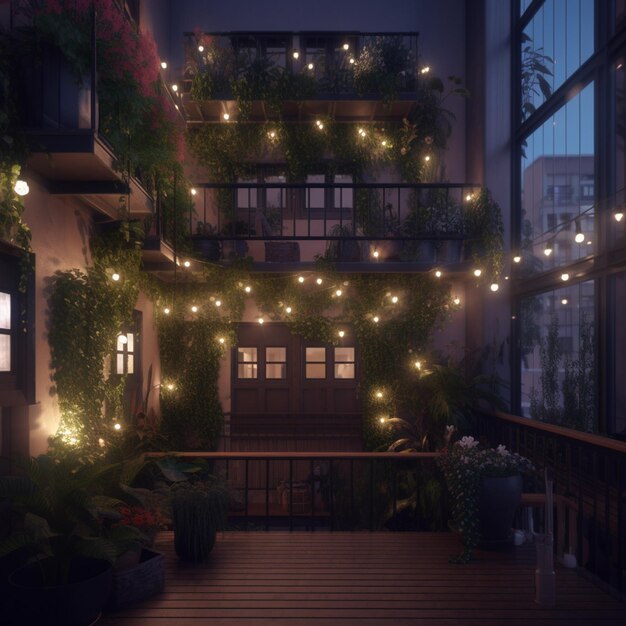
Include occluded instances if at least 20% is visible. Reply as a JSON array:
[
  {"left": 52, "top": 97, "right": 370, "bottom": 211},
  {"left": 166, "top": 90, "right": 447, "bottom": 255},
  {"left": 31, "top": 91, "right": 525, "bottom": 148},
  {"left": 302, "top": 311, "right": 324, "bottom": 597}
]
[
  {"left": 146, "top": 451, "right": 440, "bottom": 532},
  {"left": 476, "top": 411, "right": 626, "bottom": 596}
]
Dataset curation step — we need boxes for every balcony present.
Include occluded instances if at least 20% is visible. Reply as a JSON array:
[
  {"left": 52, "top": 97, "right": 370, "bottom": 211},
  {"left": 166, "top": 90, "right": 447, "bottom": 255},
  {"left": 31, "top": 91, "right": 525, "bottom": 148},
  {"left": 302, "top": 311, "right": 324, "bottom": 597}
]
[
  {"left": 180, "top": 32, "right": 420, "bottom": 123},
  {"left": 145, "top": 182, "right": 478, "bottom": 274},
  {"left": 18, "top": 42, "right": 153, "bottom": 219}
]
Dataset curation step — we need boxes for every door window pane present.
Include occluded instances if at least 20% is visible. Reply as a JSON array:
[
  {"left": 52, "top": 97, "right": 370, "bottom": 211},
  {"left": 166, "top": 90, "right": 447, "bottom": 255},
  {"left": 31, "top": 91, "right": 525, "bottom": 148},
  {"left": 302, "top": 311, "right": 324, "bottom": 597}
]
[
  {"left": 0, "top": 292, "right": 10, "bottom": 329},
  {"left": 334, "top": 174, "right": 353, "bottom": 209},
  {"left": 237, "top": 347, "right": 258, "bottom": 379},
  {"left": 306, "top": 175, "right": 325, "bottom": 209},
  {"left": 266, "top": 346, "right": 286, "bottom": 379},
  {"left": 305, "top": 347, "right": 326, "bottom": 379},
  {"left": 613, "top": 272, "right": 626, "bottom": 436},
  {"left": 520, "top": 280, "right": 595, "bottom": 431},
  {"left": 334, "top": 347, "right": 355, "bottom": 379}
]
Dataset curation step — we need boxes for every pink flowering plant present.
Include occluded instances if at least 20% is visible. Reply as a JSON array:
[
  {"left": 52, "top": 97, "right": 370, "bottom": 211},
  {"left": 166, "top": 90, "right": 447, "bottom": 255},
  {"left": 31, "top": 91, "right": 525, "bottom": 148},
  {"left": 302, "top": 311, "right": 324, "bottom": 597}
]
[{"left": 437, "top": 427, "right": 533, "bottom": 563}]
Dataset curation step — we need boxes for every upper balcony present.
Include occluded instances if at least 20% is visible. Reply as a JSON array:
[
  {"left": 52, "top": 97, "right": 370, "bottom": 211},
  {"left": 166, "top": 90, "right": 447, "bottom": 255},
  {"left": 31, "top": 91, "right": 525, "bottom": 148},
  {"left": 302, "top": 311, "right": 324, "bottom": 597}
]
[{"left": 179, "top": 32, "right": 421, "bottom": 123}]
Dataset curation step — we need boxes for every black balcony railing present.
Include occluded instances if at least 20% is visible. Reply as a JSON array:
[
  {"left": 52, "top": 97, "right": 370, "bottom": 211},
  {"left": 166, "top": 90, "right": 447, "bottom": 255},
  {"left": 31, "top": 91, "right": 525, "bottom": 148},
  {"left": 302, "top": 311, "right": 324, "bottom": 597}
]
[
  {"left": 171, "top": 182, "right": 479, "bottom": 265},
  {"left": 476, "top": 411, "right": 626, "bottom": 597},
  {"left": 146, "top": 451, "right": 441, "bottom": 531},
  {"left": 183, "top": 31, "right": 420, "bottom": 100}
]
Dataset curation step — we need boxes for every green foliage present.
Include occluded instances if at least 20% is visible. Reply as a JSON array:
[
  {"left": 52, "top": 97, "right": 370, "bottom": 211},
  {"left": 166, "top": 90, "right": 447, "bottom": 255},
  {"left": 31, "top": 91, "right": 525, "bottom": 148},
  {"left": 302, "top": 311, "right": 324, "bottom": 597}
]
[
  {"left": 47, "top": 228, "right": 143, "bottom": 460},
  {"left": 0, "top": 455, "right": 142, "bottom": 584},
  {"left": 521, "top": 32, "right": 554, "bottom": 119}
]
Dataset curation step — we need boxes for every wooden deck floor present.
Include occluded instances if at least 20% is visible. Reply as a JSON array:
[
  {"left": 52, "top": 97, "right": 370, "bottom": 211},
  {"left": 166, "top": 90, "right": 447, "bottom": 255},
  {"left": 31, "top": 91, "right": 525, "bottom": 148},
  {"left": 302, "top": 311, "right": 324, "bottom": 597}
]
[{"left": 100, "top": 531, "right": 625, "bottom": 626}]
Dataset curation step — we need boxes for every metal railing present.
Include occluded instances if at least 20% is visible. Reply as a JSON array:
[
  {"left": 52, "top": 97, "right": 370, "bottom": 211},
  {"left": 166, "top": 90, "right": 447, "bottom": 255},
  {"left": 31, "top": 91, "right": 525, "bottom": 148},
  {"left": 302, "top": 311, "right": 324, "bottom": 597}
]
[
  {"left": 476, "top": 410, "right": 626, "bottom": 596},
  {"left": 146, "top": 451, "right": 441, "bottom": 532},
  {"left": 183, "top": 31, "right": 420, "bottom": 98}
]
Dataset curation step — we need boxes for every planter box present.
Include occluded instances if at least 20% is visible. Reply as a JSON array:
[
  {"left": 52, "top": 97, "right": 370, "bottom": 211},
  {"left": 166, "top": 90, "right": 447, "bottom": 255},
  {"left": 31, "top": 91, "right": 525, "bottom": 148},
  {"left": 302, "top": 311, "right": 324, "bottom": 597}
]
[
  {"left": 265, "top": 241, "right": 300, "bottom": 262},
  {"left": 106, "top": 548, "right": 164, "bottom": 611}
]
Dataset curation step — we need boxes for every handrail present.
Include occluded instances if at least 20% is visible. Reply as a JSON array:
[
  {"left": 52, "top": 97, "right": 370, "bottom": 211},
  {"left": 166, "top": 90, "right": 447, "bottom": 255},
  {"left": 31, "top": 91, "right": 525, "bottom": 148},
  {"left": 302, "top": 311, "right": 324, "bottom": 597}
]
[
  {"left": 486, "top": 410, "right": 626, "bottom": 455},
  {"left": 145, "top": 451, "right": 439, "bottom": 460},
  {"left": 196, "top": 182, "right": 482, "bottom": 189}
]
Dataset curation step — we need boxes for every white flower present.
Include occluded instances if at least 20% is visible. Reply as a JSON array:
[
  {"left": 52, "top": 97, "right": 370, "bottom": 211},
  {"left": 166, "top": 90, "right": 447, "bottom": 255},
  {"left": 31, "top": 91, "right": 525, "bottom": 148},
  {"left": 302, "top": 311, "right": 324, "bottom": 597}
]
[
  {"left": 496, "top": 444, "right": 510, "bottom": 457},
  {"left": 457, "top": 436, "right": 479, "bottom": 449}
]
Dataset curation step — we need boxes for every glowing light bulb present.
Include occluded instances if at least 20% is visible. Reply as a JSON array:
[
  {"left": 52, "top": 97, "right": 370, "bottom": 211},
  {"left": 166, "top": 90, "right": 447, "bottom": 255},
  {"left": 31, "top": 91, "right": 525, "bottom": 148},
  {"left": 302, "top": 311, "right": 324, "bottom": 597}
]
[
  {"left": 414, "top": 360, "right": 422, "bottom": 370},
  {"left": 293, "top": 51, "right": 300, "bottom": 59},
  {"left": 171, "top": 84, "right": 178, "bottom": 92},
  {"left": 14, "top": 180, "right": 29, "bottom": 196},
  {"left": 490, "top": 283, "right": 499, "bottom": 292},
  {"left": 183, "top": 260, "right": 191, "bottom": 268},
  {"left": 424, "top": 155, "right": 431, "bottom": 162},
  {"left": 198, "top": 45, "right": 204, "bottom": 52},
  {"left": 114, "top": 423, "right": 122, "bottom": 431},
  {"left": 316, "top": 277, "right": 323, "bottom": 285},
  {"left": 218, "top": 337, "right": 225, "bottom": 344},
  {"left": 379, "top": 417, "right": 386, "bottom": 424},
  {"left": 285, "top": 306, "right": 292, "bottom": 314},
  {"left": 544, "top": 245, "right": 553, "bottom": 256},
  {"left": 561, "top": 273, "right": 570, "bottom": 281},
  {"left": 513, "top": 255, "right": 521, "bottom": 263},
  {"left": 166, "top": 383, "right": 174, "bottom": 391},
  {"left": 244, "top": 285, "right": 252, "bottom": 293},
  {"left": 191, "top": 305, "right": 198, "bottom": 313},
  {"left": 163, "top": 307, "right": 170, "bottom": 315},
  {"left": 191, "top": 188, "right": 197, "bottom": 196},
  {"left": 111, "top": 272, "right": 120, "bottom": 282},
  {"left": 258, "top": 317, "right": 264, "bottom": 325},
  {"left": 373, "top": 316, "right": 379, "bottom": 323},
  {"left": 575, "top": 232, "right": 585, "bottom": 243},
  {"left": 473, "top": 268, "right": 482, "bottom": 277},
  {"left": 343, "top": 43, "right": 349, "bottom": 50},
  {"left": 118, "top": 334, "right": 128, "bottom": 344},
  {"left": 338, "top": 330, "right": 345, "bottom": 338},
  {"left": 223, "top": 112, "right": 230, "bottom": 121},
  {"left": 465, "top": 193, "right": 473, "bottom": 202},
  {"left": 349, "top": 57, "right": 355, "bottom": 64},
  {"left": 391, "top": 296, "right": 398, "bottom": 304},
  {"left": 420, "top": 66, "right": 430, "bottom": 74},
  {"left": 215, "top": 300, "right": 222, "bottom": 307},
  {"left": 376, "top": 391, "right": 383, "bottom": 399},
  {"left": 160, "top": 61, "right": 167, "bottom": 69},
  {"left": 269, "top": 131, "right": 276, "bottom": 139},
  {"left": 561, "top": 298, "right": 568, "bottom": 305},
  {"left": 335, "top": 289, "right": 343, "bottom": 297},
  {"left": 615, "top": 212, "right": 624, "bottom": 222},
  {"left": 453, "top": 297, "right": 461, "bottom": 305},
  {"left": 298, "top": 276, "right": 305, "bottom": 283},
  {"left": 381, "top": 140, "right": 387, "bottom": 147},
  {"left": 307, "top": 62, "right": 314, "bottom": 70},
  {"left": 372, "top": 249, "right": 380, "bottom": 258},
  {"left": 435, "top": 270, "right": 442, "bottom": 278}
]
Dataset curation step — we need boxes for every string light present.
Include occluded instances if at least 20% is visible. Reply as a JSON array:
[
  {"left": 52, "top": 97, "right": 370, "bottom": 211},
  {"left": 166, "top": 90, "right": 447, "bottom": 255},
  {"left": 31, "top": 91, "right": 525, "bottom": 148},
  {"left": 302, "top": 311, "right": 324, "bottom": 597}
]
[
  {"left": 335, "top": 289, "right": 343, "bottom": 297},
  {"left": 373, "top": 315, "right": 380, "bottom": 323},
  {"left": 316, "top": 277, "right": 323, "bottom": 285},
  {"left": 414, "top": 360, "right": 422, "bottom": 370},
  {"left": 268, "top": 131, "right": 276, "bottom": 139},
  {"left": 349, "top": 57, "right": 355, "bottom": 64},
  {"left": 166, "top": 383, "right": 175, "bottom": 391},
  {"left": 465, "top": 193, "right": 473, "bottom": 202},
  {"left": 171, "top": 84, "right": 178, "bottom": 92},
  {"left": 381, "top": 140, "right": 387, "bottom": 147},
  {"left": 372, "top": 249, "right": 380, "bottom": 259},
  {"left": 198, "top": 45, "right": 204, "bottom": 52},
  {"left": 160, "top": 61, "right": 167, "bottom": 69},
  {"left": 574, "top": 218, "right": 585, "bottom": 243},
  {"left": 111, "top": 272, "right": 120, "bottom": 282},
  {"left": 293, "top": 51, "right": 299, "bottom": 59},
  {"left": 285, "top": 306, "right": 292, "bottom": 314},
  {"left": 223, "top": 112, "right": 230, "bottom": 121},
  {"left": 183, "top": 260, "right": 191, "bottom": 268},
  {"left": 435, "top": 270, "right": 442, "bottom": 278},
  {"left": 358, "top": 128, "right": 366, "bottom": 137},
  {"left": 298, "top": 276, "right": 305, "bottom": 283},
  {"left": 513, "top": 255, "right": 522, "bottom": 263},
  {"left": 338, "top": 330, "right": 345, "bottom": 338},
  {"left": 453, "top": 297, "right": 461, "bottom": 305},
  {"left": 375, "top": 391, "right": 383, "bottom": 399},
  {"left": 191, "top": 305, "right": 198, "bottom": 313},
  {"left": 14, "top": 180, "right": 29, "bottom": 196},
  {"left": 215, "top": 299, "right": 222, "bottom": 307},
  {"left": 343, "top": 43, "right": 350, "bottom": 50},
  {"left": 490, "top": 283, "right": 499, "bottom": 292},
  {"left": 424, "top": 155, "right": 431, "bottom": 162},
  {"left": 561, "top": 273, "right": 570, "bottom": 281},
  {"left": 615, "top": 212, "right": 624, "bottom": 222},
  {"left": 561, "top": 298, "right": 568, "bottom": 305},
  {"left": 473, "top": 268, "right": 482, "bottom": 277},
  {"left": 420, "top": 66, "right": 430, "bottom": 74},
  {"left": 163, "top": 307, "right": 170, "bottom": 315},
  {"left": 244, "top": 285, "right": 252, "bottom": 293},
  {"left": 218, "top": 337, "right": 225, "bottom": 344},
  {"left": 391, "top": 295, "right": 398, "bottom": 304},
  {"left": 307, "top": 62, "right": 314, "bottom": 70},
  {"left": 114, "top": 422, "right": 122, "bottom": 431},
  {"left": 544, "top": 243, "right": 553, "bottom": 256},
  {"left": 379, "top": 416, "right": 387, "bottom": 424},
  {"left": 118, "top": 334, "right": 128, "bottom": 344},
  {"left": 258, "top": 317, "right": 264, "bottom": 324},
  {"left": 191, "top": 188, "right": 197, "bottom": 196}
]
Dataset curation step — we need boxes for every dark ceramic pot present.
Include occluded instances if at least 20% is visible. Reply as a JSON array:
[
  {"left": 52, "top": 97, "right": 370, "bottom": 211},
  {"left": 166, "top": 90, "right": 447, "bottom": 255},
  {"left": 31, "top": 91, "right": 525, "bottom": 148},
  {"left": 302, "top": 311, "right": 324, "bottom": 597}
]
[{"left": 478, "top": 474, "right": 522, "bottom": 547}]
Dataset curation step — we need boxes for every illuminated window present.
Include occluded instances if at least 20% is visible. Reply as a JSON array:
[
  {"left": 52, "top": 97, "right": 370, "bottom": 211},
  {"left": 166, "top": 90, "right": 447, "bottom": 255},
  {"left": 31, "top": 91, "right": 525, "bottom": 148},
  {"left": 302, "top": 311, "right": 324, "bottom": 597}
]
[
  {"left": 238, "top": 347, "right": 258, "bottom": 379},
  {"left": 266, "top": 347, "right": 286, "bottom": 379},
  {"left": 0, "top": 291, "right": 11, "bottom": 372},
  {"left": 334, "top": 347, "right": 355, "bottom": 379},
  {"left": 305, "top": 347, "right": 326, "bottom": 379},
  {"left": 115, "top": 331, "right": 135, "bottom": 375}
]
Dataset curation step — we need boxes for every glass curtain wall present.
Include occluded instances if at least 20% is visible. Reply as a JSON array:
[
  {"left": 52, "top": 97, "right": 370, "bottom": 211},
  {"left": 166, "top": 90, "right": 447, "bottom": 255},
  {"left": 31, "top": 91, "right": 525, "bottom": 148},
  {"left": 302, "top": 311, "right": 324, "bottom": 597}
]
[{"left": 515, "top": 0, "right": 626, "bottom": 437}]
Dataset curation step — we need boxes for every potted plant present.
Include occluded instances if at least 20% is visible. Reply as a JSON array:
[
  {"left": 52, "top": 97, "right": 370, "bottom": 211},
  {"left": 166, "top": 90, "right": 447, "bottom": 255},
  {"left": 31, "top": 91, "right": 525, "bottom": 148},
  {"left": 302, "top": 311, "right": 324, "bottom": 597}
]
[
  {"left": 170, "top": 479, "right": 229, "bottom": 563},
  {"left": 193, "top": 221, "right": 221, "bottom": 261},
  {"left": 437, "top": 430, "right": 533, "bottom": 563},
  {"left": 324, "top": 223, "right": 361, "bottom": 262},
  {"left": 0, "top": 454, "right": 142, "bottom": 626}
]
